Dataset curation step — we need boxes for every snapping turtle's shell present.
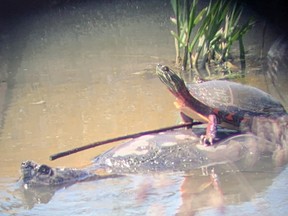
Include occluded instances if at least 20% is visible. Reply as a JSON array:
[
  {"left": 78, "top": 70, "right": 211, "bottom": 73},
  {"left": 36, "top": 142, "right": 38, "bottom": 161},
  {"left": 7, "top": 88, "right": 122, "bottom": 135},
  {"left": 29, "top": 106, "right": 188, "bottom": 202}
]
[{"left": 93, "top": 129, "right": 272, "bottom": 174}]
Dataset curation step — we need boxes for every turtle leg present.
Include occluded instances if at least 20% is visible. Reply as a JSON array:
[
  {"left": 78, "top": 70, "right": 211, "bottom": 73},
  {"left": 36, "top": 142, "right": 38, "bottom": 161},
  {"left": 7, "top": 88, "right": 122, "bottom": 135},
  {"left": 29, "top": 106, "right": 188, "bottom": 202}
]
[
  {"left": 201, "top": 114, "right": 217, "bottom": 145},
  {"left": 175, "top": 99, "right": 194, "bottom": 128}
]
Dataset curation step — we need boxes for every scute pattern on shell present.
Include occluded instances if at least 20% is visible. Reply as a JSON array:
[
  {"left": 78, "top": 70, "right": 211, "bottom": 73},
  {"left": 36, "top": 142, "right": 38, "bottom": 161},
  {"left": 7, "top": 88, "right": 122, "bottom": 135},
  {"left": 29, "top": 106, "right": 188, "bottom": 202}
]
[{"left": 187, "top": 80, "right": 285, "bottom": 114}]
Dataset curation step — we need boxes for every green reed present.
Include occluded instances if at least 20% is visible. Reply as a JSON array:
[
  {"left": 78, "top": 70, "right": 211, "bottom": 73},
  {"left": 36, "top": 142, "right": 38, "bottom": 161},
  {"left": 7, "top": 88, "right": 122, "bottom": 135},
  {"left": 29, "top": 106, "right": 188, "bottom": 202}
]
[{"left": 170, "top": 0, "right": 254, "bottom": 77}]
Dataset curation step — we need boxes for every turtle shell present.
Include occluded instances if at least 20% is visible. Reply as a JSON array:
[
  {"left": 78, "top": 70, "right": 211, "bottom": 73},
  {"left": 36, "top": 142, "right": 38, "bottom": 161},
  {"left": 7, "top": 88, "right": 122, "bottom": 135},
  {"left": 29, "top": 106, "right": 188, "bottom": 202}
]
[
  {"left": 187, "top": 80, "right": 286, "bottom": 115},
  {"left": 92, "top": 128, "right": 277, "bottom": 174}
]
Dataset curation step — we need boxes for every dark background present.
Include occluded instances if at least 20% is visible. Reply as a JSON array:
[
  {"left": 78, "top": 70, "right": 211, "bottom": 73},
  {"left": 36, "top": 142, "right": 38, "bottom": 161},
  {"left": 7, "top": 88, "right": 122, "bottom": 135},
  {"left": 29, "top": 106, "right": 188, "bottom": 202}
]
[
  {"left": 242, "top": 0, "right": 288, "bottom": 32},
  {"left": 0, "top": 0, "right": 287, "bottom": 45},
  {"left": 0, "top": 0, "right": 287, "bottom": 32}
]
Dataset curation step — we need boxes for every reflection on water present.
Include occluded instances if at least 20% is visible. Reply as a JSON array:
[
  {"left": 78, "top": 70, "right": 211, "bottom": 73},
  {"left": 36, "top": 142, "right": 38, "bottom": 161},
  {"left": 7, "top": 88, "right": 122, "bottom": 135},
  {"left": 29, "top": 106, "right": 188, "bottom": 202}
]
[
  {"left": 0, "top": 161, "right": 286, "bottom": 215},
  {"left": 0, "top": 0, "right": 288, "bottom": 215}
]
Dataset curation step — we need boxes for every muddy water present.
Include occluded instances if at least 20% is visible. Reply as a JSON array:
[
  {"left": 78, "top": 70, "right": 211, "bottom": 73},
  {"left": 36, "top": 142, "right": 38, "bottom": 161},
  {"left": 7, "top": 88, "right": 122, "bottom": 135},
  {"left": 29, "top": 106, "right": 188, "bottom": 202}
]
[
  {"left": 0, "top": 1, "right": 177, "bottom": 177},
  {"left": 0, "top": 0, "right": 288, "bottom": 215}
]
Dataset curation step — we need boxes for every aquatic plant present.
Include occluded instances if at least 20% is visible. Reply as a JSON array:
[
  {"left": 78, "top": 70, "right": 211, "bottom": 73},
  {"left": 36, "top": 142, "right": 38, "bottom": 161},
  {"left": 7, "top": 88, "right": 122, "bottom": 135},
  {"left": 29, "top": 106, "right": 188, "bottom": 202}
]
[
  {"left": 170, "top": 0, "right": 207, "bottom": 70},
  {"left": 170, "top": 0, "right": 254, "bottom": 77}
]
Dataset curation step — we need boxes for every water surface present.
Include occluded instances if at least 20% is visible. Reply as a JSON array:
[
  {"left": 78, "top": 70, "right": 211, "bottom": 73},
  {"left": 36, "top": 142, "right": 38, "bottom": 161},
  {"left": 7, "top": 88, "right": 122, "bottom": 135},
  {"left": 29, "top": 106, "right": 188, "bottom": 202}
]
[{"left": 0, "top": 1, "right": 287, "bottom": 215}]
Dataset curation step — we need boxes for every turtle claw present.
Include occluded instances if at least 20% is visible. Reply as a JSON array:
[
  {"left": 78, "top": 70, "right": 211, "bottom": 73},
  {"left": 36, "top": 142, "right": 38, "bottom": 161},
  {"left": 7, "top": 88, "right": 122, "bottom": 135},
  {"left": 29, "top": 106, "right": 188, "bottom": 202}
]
[{"left": 200, "top": 135, "right": 214, "bottom": 146}]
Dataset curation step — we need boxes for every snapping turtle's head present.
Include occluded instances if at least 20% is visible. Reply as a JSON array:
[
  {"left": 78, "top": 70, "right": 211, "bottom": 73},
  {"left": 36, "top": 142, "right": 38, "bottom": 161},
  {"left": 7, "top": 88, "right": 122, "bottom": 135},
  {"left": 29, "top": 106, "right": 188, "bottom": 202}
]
[
  {"left": 21, "top": 161, "right": 58, "bottom": 187},
  {"left": 20, "top": 160, "right": 91, "bottom": 187}
]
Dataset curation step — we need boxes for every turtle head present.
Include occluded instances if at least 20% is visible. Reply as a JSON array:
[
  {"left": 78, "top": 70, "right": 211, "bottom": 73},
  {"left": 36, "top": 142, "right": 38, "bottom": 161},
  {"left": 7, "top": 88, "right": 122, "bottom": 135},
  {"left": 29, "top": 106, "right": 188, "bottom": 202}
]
[
  {"left": 20, "top": 160, "right": 94, "bottom": 187},
  {"left": 156, "top": 64, "right": 186, "bottom": 96},
  {"left": 21, "top": 161, "right": 55, "bottom": 187}
]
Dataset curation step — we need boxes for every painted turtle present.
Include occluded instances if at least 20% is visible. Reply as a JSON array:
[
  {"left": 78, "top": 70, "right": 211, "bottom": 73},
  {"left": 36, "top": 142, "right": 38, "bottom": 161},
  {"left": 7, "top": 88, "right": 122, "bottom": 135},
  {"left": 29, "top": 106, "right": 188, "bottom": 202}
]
[{"left": 156, "top": 64, "right": 287, "bottom": 145}]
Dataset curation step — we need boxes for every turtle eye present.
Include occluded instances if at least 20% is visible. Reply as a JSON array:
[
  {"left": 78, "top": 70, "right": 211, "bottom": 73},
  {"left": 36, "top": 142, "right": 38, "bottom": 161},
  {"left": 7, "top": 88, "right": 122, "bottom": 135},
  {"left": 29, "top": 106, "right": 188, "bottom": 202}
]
[
  {"left": 162, "top": 66, "right": 169, "bottom": 72},
  {"left": 21, "top": 161, "right": 29, "bottom": 168},
  {"left": 21, "top": 161, "right": 35, "bottom": 169},
  {"left": 38, "top": 165, "right": 53, "bottom": 176}
]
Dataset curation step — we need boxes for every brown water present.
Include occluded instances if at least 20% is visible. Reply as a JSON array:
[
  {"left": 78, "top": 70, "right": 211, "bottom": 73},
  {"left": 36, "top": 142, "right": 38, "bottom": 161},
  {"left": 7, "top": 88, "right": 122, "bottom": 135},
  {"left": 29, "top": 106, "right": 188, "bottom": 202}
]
[
  {"left": 0, "top": 0, "right": 178, "bottom": 178},
  {"left": 0, "top": 0, "right": 288, "bottom": 215}
]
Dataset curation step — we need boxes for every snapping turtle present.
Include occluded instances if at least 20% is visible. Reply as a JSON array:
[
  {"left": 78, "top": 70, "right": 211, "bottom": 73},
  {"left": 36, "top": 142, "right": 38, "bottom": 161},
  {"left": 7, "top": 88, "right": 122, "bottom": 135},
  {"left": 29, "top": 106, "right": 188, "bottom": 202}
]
[
  {"left": 21, "top": 127, "right": 283, "bottom": 187},
  {"left": 156, "top": 64, "right": 287, "bottom": 145},
  {"left": 21, "top": 161, "right": 95, "bottom": 187}
]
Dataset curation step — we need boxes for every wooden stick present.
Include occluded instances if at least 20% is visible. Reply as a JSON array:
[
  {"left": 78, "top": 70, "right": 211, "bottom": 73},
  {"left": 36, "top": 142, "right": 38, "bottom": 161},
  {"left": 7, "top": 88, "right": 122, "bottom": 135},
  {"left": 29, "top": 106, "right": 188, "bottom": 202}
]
[{"left": 49, "top": 122, "right": 201, "bottom": 161}]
